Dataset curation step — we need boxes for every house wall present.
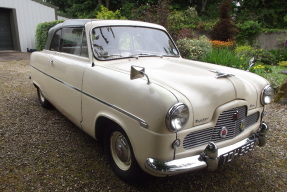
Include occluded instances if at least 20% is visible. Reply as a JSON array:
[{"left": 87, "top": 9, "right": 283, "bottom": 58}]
[{"left": 0, "top": 0, "right": 62, "bottom": 52}]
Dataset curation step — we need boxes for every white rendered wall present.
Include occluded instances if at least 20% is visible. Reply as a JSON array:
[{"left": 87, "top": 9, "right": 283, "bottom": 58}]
[{"left": 0, "top": 0, "right": 57, "bottom": 51}]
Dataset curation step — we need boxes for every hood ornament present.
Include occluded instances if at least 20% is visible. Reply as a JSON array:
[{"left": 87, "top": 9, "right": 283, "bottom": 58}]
[{"left": 209, "top": 69, "right": 235, "bottom": 79}]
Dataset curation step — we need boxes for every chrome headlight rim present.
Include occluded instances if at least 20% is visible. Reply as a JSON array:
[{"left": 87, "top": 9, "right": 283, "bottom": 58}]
[
  {"left": 261, "top": 85, "right": 274, "bottom": 105},
  {"left": 166, "top": 103, "right": 189, "bottom": 132}
]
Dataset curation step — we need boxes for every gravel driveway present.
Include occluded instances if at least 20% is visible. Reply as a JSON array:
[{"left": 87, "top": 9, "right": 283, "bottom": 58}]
[{"left": 0, "top": 56, "right": 286, "bottom": 191}]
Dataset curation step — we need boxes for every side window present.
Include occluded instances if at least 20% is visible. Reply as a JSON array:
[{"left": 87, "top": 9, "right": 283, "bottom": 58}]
[
  {"left": 50, "top": 29, "right": 62, "bottom": 51},
  {"left": 62, "top": 28, "right": 84, "bottom": 56}
]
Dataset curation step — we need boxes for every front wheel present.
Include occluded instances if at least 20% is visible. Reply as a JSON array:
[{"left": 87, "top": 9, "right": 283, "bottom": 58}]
[
  {"left": 105, "top": 126, "right": 146, "bottom": 183},
  {"left": 37, "top": 88, "right": 52, "bottom": 109}
]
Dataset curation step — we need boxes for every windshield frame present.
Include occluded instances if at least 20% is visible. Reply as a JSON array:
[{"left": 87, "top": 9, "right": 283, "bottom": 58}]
[{"left": 90, "top": 25, "right": 180, "bottom": 61}]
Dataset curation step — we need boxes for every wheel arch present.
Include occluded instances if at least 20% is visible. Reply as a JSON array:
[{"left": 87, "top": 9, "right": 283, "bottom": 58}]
[
  {"left": 33, "top": 81, "right": 39, "bottom": 89},
  {"left": 95, "top": 116, "right": 127, "bottom": 145}
]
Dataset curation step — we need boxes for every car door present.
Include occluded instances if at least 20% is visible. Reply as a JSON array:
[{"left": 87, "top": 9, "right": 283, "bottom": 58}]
[{"left": 48, "top": 27, "right": 89, "bottom": 128}]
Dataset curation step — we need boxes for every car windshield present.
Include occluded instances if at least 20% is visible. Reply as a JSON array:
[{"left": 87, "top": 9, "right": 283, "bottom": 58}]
[{"left": 91, "top": 26, "right": 179, "bottom": 60}]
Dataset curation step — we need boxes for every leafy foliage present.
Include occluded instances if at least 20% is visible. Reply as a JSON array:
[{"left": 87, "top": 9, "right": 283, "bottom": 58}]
[
  {"left": 177, "top": 28, "right": 194, "bottom": 40},
  {"left": 176, "top": 36, "right": 212, "bottom": 60},
  {"left": 236, "top": 21, "right": 261, "bottom": 45},
  {"left": 200, "top": 48, "right": 250, "bottom": 69},
  {"left": 238, "top": 49, "right": 277, "bottom": 66},
  {"left": 235, "top": 0, "right": 287, "bottom": 29},
  {"left": 35, "top": 20, "right": 64, "bottom": 51},
  {"left": 167, "top": 6, "right": 200, "bottom": 40},
  {"left": 274, "top": 78, "right": 287, "bottom": 103},
  {"left": 251, "top": 65, "right": 287, "bottom": 90},
  {"left": 95, "top": 5, "right": 126, "bottom": 20},
  {"left": 167, "top": 7, "right": 200, "bottom": 30},
  {"left": 234, "top": 45, "right": 254, "bottom": 54},
  {"left": 278, "top": 61, "right": 287, "bottom": 67},
  {"left": 66, "top": 0, "right": 99, "bottom": 18},
  {"left": 269, "top": 49, "right": 287, "bottom": 64},
  {"left": 129, "top": 0, "right": 170, "bottom": 28}
]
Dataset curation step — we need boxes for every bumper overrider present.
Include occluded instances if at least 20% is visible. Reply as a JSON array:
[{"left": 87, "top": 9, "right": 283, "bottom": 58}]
[{"left": 145, "top": 122, "right": 269, "bottom": 176}]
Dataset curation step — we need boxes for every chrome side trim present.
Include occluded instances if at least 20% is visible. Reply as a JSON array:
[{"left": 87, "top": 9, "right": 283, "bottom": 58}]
[
  {"left": 31, "top": 66, "right": 149, "bottom": 128},
  {"left": 81, "top": 91, "right": 149, "bottom": 128}
]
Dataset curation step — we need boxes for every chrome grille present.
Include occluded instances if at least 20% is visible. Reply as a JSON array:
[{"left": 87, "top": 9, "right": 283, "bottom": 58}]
[
  {"left": 211, "top": 106, "right": 247, "bottom": 142},
  {"left": 183, "top": 106, "right": 260, "bottom": 150},
  {"left": 182, "top": 128, "right": 213, "bottom": 149}
]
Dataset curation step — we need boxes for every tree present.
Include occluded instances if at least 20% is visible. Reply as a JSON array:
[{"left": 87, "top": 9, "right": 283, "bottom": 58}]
[
  {"left": 210, "top": 0, "right": 237, "bottom": 41},
  {"left": 235, "top": 0, "right": 287, "bottom": 28}
]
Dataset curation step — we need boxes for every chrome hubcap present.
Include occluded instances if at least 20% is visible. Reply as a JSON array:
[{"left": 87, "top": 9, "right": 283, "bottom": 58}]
[
  {"left": 111, "top": 131, "right": 131, "bottom": 170},
  {"left": 115, "top": 136, "right": 130, "bottom": 163}
]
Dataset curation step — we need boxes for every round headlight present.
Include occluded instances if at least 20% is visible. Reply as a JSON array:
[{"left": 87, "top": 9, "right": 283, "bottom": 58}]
[
  {"left": 166, "top": 103, "right": 189, "bottom": 132},
  {"left": 261, "top": 85, "right": 274, "bottom": 105}
]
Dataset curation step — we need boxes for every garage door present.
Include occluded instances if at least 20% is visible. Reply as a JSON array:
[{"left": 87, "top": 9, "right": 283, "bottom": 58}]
[{"left": 0, "top": 8, "right": 14, "bottom": 50}]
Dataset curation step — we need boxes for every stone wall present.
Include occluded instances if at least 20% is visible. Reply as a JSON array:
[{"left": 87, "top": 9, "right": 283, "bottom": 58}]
[{"left": 256, "top": 32, "right": 287, "bottom": 50}]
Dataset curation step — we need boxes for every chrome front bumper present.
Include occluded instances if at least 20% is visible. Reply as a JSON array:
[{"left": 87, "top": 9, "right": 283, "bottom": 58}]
[{"left": 145, "top": 122, "right": 269, "bottom": 176}]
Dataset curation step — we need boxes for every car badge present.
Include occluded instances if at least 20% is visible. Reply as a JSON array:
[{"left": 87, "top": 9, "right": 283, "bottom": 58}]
[{"left": 220, "top": 126, "right": 228, "bottom": 138}]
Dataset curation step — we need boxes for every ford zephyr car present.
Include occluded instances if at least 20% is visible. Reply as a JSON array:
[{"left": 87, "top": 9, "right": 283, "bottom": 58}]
[{"left": 30, "top": 19, "right": 274, "bottom": 182}]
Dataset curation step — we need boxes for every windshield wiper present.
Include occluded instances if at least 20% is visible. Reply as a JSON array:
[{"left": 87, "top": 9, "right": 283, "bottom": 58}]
[
  {"left": 129, "top": 53, "right": 162, "bottom": 58},
  {"left": 99, "top": 54, "right": 123, "bottom": 59}
]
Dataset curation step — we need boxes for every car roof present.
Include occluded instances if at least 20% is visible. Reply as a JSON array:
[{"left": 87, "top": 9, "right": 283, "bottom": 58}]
[{"left": 45, "top": 19, "right": 166, "bottom": 50}]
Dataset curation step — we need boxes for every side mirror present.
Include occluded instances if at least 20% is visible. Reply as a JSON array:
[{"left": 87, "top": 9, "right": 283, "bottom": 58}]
[
  {"left": 130, "top": 65, "right": 150, "bottom": 84},
  {"left": 247, "top": 57, "right": 255, "bottom": 71}
]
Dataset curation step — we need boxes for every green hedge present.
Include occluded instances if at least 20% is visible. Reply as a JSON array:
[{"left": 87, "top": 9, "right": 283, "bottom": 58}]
[{"left": 36, "top": 20, "right": 64, "bottom": 51}]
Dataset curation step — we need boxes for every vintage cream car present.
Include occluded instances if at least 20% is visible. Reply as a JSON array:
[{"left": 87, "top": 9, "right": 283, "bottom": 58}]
[{"left": 30, "top": 19, "right": 274, "bottom": 182}]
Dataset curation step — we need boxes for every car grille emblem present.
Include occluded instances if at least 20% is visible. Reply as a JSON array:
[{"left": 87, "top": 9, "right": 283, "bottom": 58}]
[{"left": 220, "top": 126, "right": 228, "bottom": 138}]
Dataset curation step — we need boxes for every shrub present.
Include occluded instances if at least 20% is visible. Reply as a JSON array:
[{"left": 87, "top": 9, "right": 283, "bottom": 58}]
[
  {"left": 251, "top": 65, "right": 286, "bottom": 91},
  {"left": 131, "top": 0, "right": 170, "bottom": 27},
  {"left": 269, "top": 49, "right": 287, "bottom": 64},
  {"left": 167, "top": 7, "right": 199, "bottom": 39},
  {"left": 176, "top": 36, "right": 212, "bottom": 60},
  {"left": 96, "top": 5, "right": 126, "bottom": 20},
  {"left": 200, "top": 48, "right": 250, "bottom": 70},
  {"left": 274, "top": 78, "right": 287, "bottom": 104},
  {"left": 168, "top": 7, "right": 199, "bottom": 30},
  {"left": 251, "top": 64, "right": 272, "bottom": 73},
  {"left": 210, "top": 40, "right": 235, "bottom": 49},
  {"left": 210, "top": 0, "right": 237, "bottom": 41},
  {"left": 120, "top": 1, "right": 136, "bottom": 19},
  {"left": 238, "top": 49, "right": 276, "bottom": 65},
  {"left": 197, "top": 20, "right": 217, "bottom": 31},
  {"left": 36, "top": 20, "right": 64, "bottom": 51},
  {"left": 236, "top": 21, "right": 261, "bottom": 45},
  {"left": 177, "top": 28, "right": 194, "bottom": 40},
  {"left": 235, "top": 45, "right": 254, "bottom": 54},
  {"left": 279, "top": 61, "right": 287, "bottom": 67}
]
